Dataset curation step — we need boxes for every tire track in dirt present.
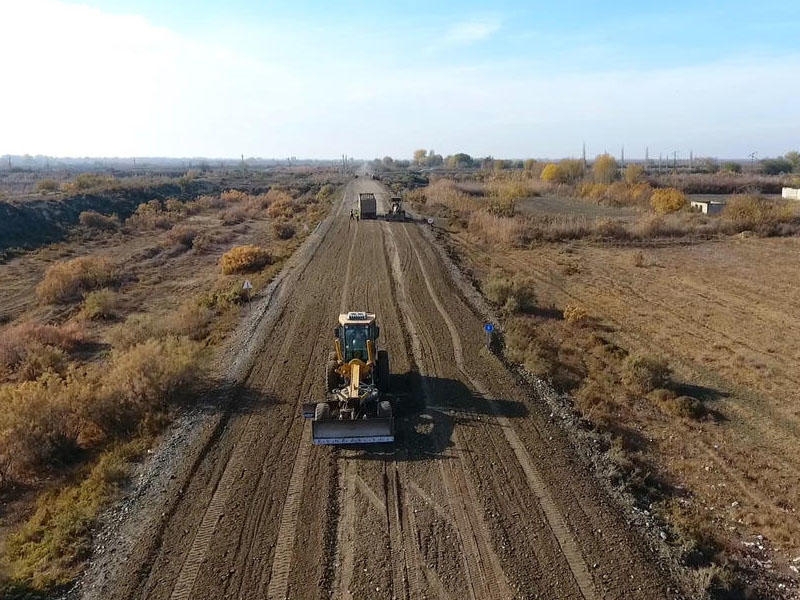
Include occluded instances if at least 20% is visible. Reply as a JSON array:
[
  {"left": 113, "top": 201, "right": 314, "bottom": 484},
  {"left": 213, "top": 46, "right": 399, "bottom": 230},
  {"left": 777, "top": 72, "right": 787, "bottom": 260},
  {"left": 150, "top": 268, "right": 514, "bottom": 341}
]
[
  {"left": 384, "top": 223, "right": 512, "bottom": 600},
  {"left": 262, "top": 421, "right": 313, "bottom": 600},
  {"left": 168, "top": 279, "right": 325, "bottom": 600},
  {"left": 400, "top": 225, "right": 598, "bottom": 600}
]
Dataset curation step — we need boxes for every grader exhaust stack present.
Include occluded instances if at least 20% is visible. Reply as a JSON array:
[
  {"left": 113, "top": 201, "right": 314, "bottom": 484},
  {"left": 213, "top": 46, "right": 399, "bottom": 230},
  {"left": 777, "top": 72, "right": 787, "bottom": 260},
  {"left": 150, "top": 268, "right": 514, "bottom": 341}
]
[{"left": 303, "top": 311, "right": 395, "bottom": 445}]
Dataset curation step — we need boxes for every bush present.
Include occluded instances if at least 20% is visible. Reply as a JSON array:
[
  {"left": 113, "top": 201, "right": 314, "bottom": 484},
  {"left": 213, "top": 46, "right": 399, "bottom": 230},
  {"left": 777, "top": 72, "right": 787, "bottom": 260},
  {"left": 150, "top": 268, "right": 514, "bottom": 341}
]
[
  {"left": 623, "top": 355, "right": 671, "bottom": 392},
  {"left": 540, "top": 163, "right": 565, "bottom": 183},
  {"left": 36, "top": 179, "right": 60, "bottom": 194},
  {"left": 81, "top": 289, "right": 120, "bottom": 320},
  {"left": 221, "top": 206, "right": 248, "bottom": 225},
  {"left": 166, "top": 224, "right": 199, "bottom": 248},
  {"left": 0, "top": 322, "right": 85, "bottom": 383},
  {"left": 79, "top": 210, "right": 120, "bottom": 231},
  {"left": 721, "top": 195, "right": 791, "bottom": 232},
  {"left": 126, "top": 200, "right": 177, "bottom": 230},
  {"left": 219, "top": 245, "right": 272, "bottom": 274},
  {"left": 272, "top": 220, "right": 296, "bottom": 240},
  {"left": 36, "top": 256, "right": 118, "bottom": 304},
  {"left": 651, "top": 188, "right": 687, "bottom": 214},
  {"left": 221, "top": 189, "right": 250, "bottom": 203},
  {"left": 485, "top": 276, "right": 536, "bottom": 313},
  {"left": 266, "top": 192, "right": 296, "bottom": 219},
  {"left": 720, "top": 161, "right": 742, "bottom": 174},
  {"left": 624, "top": 164, "right": 644, "bottom": 184},
  {"left": 0, "top": 373, "right": 82, "bottom": 480},
  {"left": 563, "top": 304, "right": 589, "bottom": 325}
]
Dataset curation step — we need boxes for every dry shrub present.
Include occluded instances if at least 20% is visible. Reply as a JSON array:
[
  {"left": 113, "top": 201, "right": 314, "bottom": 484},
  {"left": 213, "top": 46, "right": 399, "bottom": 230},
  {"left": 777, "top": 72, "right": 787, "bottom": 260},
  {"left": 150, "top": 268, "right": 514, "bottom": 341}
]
[
  {"left": 579, "top": 182, "right": 652, "bottom": 207},
  {"left": 36, "top": 179, "right": 60, "bottom": 194},
  {"left": 0, "top": 322, "right": 85, "bottom": 381},
  {"left": 195, "top": 194, "right": 225, "bottom": 209},
  {"left": 425, "top": 179, "right": 480, "bottom": 211},
  {"left": 657, "top": 391, "right": 705, "bottom": 419},
  {"left": 81, "top": 289, "right": 119, "bottom": 321},
  {"left": 0, "top": 373, "right": 82, "bottom": 481},
  {"left": 221, "top": 206, "right": 248, "bottom": 225},
  {"left": 93, "top": 336, "right": 199, "bottom": 437},
  {"left": 106, "top": 313, "right": 161, "bottom": 350},
  {"left": 266, "top": 192, "right": 296, "bottom": 219},
  {"left": 79, "top": 210, "right": 119, "bottom": 231},
  {"left": 623, "top": 355, "right": 671, "bottom": 393},
  {"left": 126, "top": 200, "right": 177, "bottom": 230},
  {"left": 165, "top": 224, "right": 199, "bottom": 248},
  {"left": 468, "top": 212, "right": 527, "bottom": 247},
  {"left": 563, "top": 304, "right": 589, "bottom": 325},
  {"left": 632, "top": 250, "right": 646, "bottom": 267},
  {"left": 192, "top": 230, "right": 231, "bottom": 253},
  {"left": 316, "top": 183, "right": 336, "bottom": 200},
  {"left": 221, "top": 189, "right": 250, "bottom": 203},
  {"left": 651, "top": 188, "right": 688, "bottom": 214},
  {"left": 272, "top": 220, "right": 296, "bottom": 240},
  {"left": 220, "top": 245, "right": 272, "bottom": 274},
  {"left": 167, "top": 301, "right": 215, "bottom": 341},
  {"left": 36, "top": 256, "right": 117, "bottom": 304},
  {"left": 721, "top": 194, "right": 792, "bottom": 233},
  {"left": 484, "top": 276, "right": 536, "bottom": 313}
]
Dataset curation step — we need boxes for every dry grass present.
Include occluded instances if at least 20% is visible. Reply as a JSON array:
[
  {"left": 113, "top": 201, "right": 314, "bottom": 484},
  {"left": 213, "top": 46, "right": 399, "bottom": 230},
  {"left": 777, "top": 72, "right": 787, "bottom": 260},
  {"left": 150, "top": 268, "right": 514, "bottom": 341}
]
[
  {"left": 165, "top": 224, "right": 199, "bottom": 248},
  {"left": 219, "top": 244, "right": 272, "bottom": 274},
  {"left": 79, "top": 211, "right": 120, "bottom": 231},
  {"left": 35, "top": 256, "right": 117, "bottom": 304},
  {"left": 484, "top": 276, "right": 536, "bottom": 313}
]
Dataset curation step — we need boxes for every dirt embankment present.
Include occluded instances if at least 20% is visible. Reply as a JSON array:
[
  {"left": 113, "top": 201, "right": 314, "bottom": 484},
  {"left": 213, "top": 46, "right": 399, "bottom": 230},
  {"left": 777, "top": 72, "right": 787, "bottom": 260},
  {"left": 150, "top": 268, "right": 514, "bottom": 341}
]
[{"left": 0, "top": 181, "right": 219, "bottom": 254}]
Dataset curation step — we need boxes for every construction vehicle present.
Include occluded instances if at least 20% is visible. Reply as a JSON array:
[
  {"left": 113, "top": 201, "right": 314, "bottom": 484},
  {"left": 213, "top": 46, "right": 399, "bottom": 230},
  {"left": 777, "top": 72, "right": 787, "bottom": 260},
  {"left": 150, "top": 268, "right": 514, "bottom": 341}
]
[
  {"left": 358, "top": 193, "right": 377, "bottom": 219},
  {"left": 303, "top": 311, "right": 393, "bottom": 444},
  {"left": 385, "top": 197, "right": 406, "bottom": 221}
]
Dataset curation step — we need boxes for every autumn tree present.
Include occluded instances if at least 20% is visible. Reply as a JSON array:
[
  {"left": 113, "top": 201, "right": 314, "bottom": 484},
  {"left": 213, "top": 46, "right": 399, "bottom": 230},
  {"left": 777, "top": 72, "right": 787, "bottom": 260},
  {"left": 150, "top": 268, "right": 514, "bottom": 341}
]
[
  {"left": 592, "top": 154, "right": 618, "bottom": 184},
  {"left": 540, "top": 163, "right": 565, "bottom": 183},
  {"left": 624, "top": 164, "right": 644, "bottom": 184},
  {"left": 413, "top": 149, "right": 427, "bottom": 165}
]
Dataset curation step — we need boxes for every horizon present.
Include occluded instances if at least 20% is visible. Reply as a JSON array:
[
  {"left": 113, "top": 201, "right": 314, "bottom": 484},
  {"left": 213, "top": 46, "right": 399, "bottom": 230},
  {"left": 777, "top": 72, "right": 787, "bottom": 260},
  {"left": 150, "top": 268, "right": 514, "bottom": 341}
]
[{"left": 2, "top": 0, "right": 799, "bottom": 159}]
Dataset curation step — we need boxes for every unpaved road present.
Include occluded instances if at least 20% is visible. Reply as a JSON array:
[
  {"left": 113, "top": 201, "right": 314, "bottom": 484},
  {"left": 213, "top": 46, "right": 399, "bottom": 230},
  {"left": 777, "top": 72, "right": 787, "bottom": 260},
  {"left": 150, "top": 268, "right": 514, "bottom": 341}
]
[{"left": 92, "top": 179, "right": 675, "bottom": 599}]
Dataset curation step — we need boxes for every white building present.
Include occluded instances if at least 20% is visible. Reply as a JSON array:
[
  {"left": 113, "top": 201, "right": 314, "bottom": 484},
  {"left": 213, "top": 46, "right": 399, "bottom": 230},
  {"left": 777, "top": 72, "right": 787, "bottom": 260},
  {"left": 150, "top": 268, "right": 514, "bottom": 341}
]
[
  {"left": 782, "top": 187, "right": 800, "bottom": 200},
  {"left": 690, "top": 199, "right": 725, "bottom": 215}
]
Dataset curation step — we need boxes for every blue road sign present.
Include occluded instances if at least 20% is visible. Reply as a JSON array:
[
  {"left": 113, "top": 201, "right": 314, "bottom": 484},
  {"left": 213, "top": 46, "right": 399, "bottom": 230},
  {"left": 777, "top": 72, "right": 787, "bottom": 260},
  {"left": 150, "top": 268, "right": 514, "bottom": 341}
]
[{"left": 484, "top": 323, "right": 494, "bottom": 333}]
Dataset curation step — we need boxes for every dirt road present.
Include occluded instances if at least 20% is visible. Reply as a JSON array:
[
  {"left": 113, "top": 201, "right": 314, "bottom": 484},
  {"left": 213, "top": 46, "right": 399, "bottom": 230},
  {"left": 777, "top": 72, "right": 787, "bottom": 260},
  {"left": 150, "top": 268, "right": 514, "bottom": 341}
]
[{"left": 95, "top": 179, "right": 675, "bottom": 599}]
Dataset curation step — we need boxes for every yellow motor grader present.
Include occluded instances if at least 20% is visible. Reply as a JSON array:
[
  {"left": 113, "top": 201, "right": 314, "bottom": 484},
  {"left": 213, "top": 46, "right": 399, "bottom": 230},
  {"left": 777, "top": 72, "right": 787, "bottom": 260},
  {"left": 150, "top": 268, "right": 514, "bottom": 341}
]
[{"left": 303, "top": 311, "right": 393, "bottom": 444}]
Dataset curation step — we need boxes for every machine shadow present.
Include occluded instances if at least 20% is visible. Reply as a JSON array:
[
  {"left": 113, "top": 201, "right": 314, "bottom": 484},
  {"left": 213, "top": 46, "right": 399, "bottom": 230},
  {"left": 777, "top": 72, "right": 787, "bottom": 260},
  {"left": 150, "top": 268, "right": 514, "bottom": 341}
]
[{"left": 341, "top": 370, "right": 529, "bottom": 463}]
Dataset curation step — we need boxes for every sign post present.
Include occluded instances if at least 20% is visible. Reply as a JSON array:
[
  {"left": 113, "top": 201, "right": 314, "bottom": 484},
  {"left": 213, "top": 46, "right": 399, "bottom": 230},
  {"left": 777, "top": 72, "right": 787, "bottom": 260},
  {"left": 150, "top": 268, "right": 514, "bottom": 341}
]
[
  {"left": 483, "top": 322, "right": 494, "bottom": 349},
  {"left": 243, "top": 279, "right": 253, "bottom": 303}
]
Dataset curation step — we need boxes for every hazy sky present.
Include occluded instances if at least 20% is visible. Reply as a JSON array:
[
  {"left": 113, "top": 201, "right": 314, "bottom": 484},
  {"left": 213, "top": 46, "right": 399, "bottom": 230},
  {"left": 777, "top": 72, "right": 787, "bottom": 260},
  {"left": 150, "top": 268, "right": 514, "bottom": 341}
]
[{"left": 2, "top": 0, "right": 799, "bottom": 159}]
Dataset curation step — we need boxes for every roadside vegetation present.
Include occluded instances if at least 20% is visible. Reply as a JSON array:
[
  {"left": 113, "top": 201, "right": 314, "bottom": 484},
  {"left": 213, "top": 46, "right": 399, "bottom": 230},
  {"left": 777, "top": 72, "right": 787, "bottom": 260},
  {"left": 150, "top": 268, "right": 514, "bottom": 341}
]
[
  {"left": 396, "top": 152, "right": 800, "bottom": 599},
  {"left": 0, "top": 168, "right": 339, "bottom": 595}
]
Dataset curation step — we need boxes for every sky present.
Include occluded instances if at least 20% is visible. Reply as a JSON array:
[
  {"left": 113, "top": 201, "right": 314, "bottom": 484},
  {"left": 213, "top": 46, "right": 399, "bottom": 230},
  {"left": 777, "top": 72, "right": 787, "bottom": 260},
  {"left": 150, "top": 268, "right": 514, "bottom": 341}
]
[{"left": 1, "top": 0, "right": 799, "bottom": 160}]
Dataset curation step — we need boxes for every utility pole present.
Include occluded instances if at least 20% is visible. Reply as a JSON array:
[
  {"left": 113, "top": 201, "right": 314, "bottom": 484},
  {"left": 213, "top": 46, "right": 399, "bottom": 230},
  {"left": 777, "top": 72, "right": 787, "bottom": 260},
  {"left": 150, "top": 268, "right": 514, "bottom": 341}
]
[
  {"left": 689, "top": 150, "right": 693, "bottom": 171},
  {"left": 645, "top": 146, "right": 649, "bottom": 165},
  {"left": 749, "top": 151, "right": 758, "bottom": 171},
  {"left": 620, "top": 145, "right": 625, "bottom": 168},
  {"left": 673, "top": 151, "right": 678, "bottom": 172},
  {"left": 582, "top": 142, "right": 586, "bottom": 167}
]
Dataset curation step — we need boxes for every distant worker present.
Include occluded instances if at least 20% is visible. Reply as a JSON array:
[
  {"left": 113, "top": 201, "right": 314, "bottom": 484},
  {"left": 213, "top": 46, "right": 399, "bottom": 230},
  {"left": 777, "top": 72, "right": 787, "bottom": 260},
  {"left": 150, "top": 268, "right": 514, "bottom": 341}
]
[{"left": 349, "top": 209, "right": 354, "bottom": 221}]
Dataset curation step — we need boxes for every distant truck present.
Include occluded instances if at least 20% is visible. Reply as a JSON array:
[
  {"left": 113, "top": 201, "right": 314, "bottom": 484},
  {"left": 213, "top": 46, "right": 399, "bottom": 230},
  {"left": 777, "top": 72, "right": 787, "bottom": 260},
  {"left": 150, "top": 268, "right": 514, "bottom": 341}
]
[{"left": 358, "top": 193, "right": 377, "bottom": 219}]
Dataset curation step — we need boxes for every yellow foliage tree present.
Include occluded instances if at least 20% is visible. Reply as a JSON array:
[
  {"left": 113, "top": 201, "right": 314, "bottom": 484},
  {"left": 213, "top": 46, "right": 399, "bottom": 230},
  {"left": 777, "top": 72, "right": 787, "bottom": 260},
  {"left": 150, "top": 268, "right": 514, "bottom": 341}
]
[
  {"left": 592, "top": 154, "right": 618, "bottom": 184},
  {"left": 624, "top": 164, "right": 644, "bottom": 184},
  {"left": 540, "top": 163, "right": 565, "bottom": 183},
  {"left": 650, "top": 188, "right": 687, "bottom": 214}
]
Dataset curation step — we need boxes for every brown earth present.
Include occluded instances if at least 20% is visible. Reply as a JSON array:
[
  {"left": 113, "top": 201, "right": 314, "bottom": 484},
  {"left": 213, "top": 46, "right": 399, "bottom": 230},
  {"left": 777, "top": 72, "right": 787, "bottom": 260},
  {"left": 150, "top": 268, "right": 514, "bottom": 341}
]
[
  {"left": 81, "top": 179, "right": 679, "bottom": 600},
  {"left": 440, "top": 220, "right": 800, "bottom": 595}
]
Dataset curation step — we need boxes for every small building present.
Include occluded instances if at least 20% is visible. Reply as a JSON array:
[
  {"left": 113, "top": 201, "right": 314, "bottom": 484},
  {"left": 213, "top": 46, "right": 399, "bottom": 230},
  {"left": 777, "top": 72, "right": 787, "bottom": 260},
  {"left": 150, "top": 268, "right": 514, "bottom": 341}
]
[
  {"left": 782, "top": 187, "right": 800, "bottom": 200},
  {"left": 690, "top": 199, "right": 725, "bottom": 215}
]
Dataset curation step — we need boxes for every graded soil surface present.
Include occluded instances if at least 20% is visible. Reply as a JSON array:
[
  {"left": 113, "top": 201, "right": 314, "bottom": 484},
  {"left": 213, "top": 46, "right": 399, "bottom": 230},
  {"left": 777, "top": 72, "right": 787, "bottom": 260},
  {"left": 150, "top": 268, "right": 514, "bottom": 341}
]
[{"left": 92, "top": 179, "right": 676, "bottom": 599}]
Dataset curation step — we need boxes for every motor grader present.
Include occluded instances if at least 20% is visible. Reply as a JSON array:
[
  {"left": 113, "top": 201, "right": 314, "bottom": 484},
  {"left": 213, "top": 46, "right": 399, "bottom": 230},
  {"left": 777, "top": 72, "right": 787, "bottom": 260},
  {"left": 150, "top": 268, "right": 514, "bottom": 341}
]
[
  {"left": 303, "top": 311, "right": 394, "bottom": 444},
  {"left": 385, "top": 197, "right": 406, "bottom": 221}
]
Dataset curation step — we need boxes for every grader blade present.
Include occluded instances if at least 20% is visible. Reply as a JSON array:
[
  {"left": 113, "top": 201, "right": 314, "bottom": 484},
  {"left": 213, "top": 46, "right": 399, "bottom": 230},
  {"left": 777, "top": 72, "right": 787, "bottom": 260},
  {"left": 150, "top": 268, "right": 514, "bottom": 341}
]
[{"left": 312, "top": 417, "right": 394, "bottom": 445}]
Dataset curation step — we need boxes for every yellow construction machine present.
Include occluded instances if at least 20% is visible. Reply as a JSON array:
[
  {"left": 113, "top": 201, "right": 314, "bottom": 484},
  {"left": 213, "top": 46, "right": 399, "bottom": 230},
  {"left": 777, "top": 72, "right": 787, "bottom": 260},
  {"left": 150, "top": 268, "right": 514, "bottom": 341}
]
[{"left": 303, "top": 311, "right": 393, "bottom": 444}]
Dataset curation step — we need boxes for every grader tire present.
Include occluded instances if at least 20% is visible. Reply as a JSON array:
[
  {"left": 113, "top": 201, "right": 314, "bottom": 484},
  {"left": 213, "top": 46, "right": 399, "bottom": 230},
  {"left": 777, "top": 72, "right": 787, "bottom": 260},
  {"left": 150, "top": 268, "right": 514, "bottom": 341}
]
[
  {"left": 325, "top": 361, "right": 339, "bottom": 393},
  {"left": 377, "top": 350, "right": 390, "bottom": 393}
]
